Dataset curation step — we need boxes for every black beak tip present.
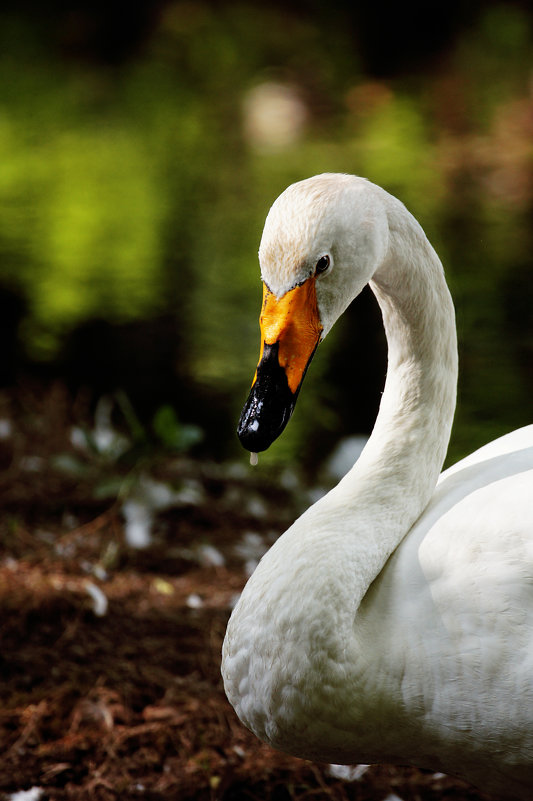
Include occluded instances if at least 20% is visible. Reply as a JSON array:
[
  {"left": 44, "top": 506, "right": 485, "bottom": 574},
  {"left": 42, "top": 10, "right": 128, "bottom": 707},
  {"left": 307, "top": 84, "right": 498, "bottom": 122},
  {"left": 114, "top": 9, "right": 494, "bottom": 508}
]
[
  {"left": 237, "top": 341, "right": 305, "bottom": 454},
  {"left": 237, "top": 420, "right": 273, "bottom": 453},
  {"left": 237, "top": 392, "right": 294, "bottom": 452}
]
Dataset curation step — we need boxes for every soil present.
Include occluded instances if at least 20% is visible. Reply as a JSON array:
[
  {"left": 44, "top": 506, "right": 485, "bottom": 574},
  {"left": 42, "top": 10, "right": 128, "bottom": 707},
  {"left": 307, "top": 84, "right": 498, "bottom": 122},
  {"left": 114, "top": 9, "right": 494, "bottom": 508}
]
[{"left": 0, "top": 384, "right": 493, "bottom": 801}]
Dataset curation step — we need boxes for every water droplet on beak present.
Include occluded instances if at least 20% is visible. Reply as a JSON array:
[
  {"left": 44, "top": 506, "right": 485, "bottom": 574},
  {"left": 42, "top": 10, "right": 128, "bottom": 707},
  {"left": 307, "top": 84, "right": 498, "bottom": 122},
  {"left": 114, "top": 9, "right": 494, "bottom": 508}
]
[{"left": 250, "top": 452, "right": 258, "bottom": 467}]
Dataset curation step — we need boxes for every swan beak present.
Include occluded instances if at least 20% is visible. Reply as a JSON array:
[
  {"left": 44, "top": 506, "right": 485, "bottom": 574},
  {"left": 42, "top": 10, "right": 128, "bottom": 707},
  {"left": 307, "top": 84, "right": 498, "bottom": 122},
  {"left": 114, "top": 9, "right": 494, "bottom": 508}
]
[{"left": 237, "top": 278, "right": 323, "bottom": 452}]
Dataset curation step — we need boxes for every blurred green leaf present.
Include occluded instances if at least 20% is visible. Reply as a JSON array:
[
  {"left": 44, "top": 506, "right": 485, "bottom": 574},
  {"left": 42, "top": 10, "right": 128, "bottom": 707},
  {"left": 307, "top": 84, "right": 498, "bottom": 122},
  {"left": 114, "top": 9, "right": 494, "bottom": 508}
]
[{"left": 152, "top": 405, "right": 204, "bottom": 452}]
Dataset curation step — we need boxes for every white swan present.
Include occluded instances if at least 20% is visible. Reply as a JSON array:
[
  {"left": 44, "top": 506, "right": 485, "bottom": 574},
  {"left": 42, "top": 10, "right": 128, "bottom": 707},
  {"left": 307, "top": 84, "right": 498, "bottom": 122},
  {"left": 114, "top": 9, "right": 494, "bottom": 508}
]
[{"left": 221, "top": 174, "right": 533, "bottom": 800}]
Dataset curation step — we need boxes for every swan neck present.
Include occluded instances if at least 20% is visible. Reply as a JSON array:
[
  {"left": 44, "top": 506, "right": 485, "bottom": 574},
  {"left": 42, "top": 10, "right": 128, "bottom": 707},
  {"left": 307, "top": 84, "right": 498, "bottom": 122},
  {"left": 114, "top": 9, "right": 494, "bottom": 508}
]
[{"left": 325, "top": 209, "right": 458, "bottom": 584}]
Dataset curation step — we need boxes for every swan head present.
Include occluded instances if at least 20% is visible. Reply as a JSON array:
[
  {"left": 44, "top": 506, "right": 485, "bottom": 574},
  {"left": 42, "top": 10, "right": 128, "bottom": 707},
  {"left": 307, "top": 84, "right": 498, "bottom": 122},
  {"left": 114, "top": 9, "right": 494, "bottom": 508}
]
[{"left": 238, "top": 173, "right": 390, "bottom": 453}]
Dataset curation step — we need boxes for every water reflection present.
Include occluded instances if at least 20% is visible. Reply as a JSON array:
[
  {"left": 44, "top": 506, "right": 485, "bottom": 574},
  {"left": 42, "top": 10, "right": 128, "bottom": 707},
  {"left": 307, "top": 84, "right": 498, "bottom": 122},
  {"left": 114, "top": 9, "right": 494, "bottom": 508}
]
[{"left": 0, "top": 3, "right": 531, "bottom": 469}]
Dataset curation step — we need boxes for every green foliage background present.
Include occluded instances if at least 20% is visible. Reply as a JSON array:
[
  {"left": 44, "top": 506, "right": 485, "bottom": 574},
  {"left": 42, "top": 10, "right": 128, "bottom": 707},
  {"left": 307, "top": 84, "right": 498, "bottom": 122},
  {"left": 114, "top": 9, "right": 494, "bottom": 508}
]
[{"left": 0, "top": 3, "right": 531, "bottom": 469}]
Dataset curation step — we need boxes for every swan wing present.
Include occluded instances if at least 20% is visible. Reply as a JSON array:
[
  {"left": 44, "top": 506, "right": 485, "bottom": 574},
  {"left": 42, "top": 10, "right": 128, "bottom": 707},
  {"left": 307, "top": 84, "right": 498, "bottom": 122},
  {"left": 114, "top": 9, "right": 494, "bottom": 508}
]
[{"left": 358, "top": 426, "right": 533, "bottom": 793}]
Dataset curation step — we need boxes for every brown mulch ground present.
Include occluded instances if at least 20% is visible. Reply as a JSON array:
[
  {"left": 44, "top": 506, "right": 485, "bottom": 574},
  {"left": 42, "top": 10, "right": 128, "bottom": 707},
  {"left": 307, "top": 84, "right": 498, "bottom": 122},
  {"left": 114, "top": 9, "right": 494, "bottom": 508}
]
[{"left": 0, "top": 384, "right": 493, "bottom": 801}]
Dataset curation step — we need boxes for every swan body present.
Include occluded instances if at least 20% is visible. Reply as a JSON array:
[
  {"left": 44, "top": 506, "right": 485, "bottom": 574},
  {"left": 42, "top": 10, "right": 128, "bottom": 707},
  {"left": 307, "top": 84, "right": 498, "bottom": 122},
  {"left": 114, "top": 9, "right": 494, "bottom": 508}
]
[{"left": 221, "top": 174, "right": 533, "bottom": 799}]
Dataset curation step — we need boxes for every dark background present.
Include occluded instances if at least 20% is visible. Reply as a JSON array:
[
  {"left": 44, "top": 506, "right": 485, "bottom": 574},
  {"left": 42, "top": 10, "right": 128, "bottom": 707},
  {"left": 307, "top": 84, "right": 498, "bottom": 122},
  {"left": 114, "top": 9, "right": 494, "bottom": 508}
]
[{"left": 0, "top": 0, "right": 531, "bottom": 469}]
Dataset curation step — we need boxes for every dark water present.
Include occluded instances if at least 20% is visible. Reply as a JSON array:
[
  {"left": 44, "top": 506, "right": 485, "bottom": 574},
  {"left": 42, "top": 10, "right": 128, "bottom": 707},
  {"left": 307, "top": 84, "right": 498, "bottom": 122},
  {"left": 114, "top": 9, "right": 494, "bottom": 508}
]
[{"left": 0, "top": 3, "right": 531, "bottom": 469}]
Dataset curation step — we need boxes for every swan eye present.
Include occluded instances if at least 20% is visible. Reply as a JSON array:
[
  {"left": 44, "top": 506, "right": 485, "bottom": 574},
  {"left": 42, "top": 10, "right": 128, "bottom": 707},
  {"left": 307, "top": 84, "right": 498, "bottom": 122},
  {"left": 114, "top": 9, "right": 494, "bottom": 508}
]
[{"left": 315, "top": 255, "right": 331, "bottom": 275}]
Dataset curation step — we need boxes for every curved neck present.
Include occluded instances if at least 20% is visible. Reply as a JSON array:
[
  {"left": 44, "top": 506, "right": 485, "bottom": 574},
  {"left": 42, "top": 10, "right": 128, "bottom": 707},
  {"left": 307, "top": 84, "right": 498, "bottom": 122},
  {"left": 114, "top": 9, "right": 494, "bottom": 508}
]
[{"left": 308, "top": 200, "right": 458, "bottom": 603}]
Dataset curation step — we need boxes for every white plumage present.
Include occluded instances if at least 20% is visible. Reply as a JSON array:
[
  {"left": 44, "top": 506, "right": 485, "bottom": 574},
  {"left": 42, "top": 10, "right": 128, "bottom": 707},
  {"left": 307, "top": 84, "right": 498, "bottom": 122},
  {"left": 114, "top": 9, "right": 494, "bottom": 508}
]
[{"left": 221, "top": 174, "right": 533, "bottom": 800}]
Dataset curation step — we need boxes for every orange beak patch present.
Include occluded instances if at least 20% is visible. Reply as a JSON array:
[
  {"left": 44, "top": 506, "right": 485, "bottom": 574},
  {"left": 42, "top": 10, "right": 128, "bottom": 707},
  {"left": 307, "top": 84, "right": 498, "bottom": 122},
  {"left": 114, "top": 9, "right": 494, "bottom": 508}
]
[
  {"left": 255, "top": 278, "right": 323, "bottom": 394},
  {"left": 237, "top": 277, "right": 323, "bottom": 453}
]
